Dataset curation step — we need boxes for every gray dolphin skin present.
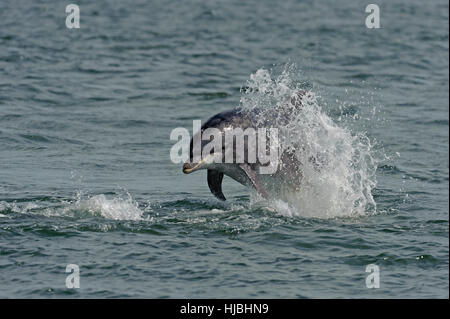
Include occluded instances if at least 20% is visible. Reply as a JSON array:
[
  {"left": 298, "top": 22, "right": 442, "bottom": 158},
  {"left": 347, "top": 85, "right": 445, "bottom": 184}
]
[{"left": 182, "top": 91, "right": 307, "bottom": 201}]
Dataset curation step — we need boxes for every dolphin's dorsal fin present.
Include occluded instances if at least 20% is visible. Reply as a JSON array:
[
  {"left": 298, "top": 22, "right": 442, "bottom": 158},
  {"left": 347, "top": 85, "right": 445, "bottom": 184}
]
[
  {"left": 207, "top": 170, "right": 226, "bottom": 201},
  {"left": 239, "top": 164, "right": 269, "bottom": 199}
]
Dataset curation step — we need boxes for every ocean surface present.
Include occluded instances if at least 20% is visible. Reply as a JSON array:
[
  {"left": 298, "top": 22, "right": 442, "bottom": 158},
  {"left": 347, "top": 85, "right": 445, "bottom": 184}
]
[{"left": 0, "top": 0, "right": 448, "bottom": 298}]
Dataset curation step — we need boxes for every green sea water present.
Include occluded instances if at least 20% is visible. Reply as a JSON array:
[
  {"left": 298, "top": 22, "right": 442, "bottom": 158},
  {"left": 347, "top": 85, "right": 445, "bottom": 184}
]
[{"left": 0, "top": 0, "right": 448, "bottom": 298}]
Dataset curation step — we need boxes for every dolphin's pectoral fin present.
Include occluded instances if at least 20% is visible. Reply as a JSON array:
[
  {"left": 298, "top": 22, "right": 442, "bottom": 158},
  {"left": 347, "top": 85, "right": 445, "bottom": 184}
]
[
  {"left": 239, "top": 164, "right": 269, "bottom": 200},
  {"left": 207, "top": 170, "right": 226, "bottom": 201}
]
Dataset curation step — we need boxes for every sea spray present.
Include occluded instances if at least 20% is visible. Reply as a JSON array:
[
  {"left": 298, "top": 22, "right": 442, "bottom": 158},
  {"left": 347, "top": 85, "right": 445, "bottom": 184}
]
[
  {"left": 241, "top": 65, "right": 377, "bottom": 218},
  {"left": 65, "top": 193, "right": 145, "bottom": 221},
  {"left": 39, "top": 191, "right": 147, "bottom": 221}
]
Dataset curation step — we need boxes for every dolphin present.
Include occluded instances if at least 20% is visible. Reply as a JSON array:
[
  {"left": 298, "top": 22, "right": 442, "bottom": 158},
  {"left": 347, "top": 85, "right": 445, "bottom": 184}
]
[{"left": 182, "top": 91, "right": 307, "bottom": 201}]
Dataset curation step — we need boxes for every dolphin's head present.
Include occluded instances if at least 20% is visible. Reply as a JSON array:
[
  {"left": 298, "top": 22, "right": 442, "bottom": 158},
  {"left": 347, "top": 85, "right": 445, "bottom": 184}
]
[
  {"left": 182, "top": 109, "right": 252, "bottom": 174},
  {"left": 182, "top": 132, "right": 218, "bottom": 174}
]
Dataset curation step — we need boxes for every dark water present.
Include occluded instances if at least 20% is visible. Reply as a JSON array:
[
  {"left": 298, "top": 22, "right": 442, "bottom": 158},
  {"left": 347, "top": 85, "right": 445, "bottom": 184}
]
[{"left": 0, "top": 0, "right": 448, "bottom": 298}]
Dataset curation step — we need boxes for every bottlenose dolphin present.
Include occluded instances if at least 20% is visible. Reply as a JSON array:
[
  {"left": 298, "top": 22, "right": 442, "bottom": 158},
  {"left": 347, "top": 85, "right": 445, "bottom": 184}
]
[{"left": 182, "top": 91, "right": 307, "bottom": 201}]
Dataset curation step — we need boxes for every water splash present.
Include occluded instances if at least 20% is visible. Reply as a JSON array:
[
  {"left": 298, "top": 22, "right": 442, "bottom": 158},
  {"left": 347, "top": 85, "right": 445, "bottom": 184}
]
[
  {"left": 61, "top": 193, "right": 146, "bottom": 221},
  {"left": 241, "top": 65, "right": 377, "bottom": 218},
  {"left": 0, "top": 192, "right": 147, "bottom": 221}
]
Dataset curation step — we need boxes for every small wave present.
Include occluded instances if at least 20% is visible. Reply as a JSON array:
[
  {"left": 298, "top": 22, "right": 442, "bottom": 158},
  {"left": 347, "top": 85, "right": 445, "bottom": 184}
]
[
  {"left": 61, "top": 194, "right": 146, "bottom": 221},
  {"left": 1, "top": 193, "right": 148, "bottom": 221},
  {"left": 0, "top": 201, "right": 23, "bottom": 214}
]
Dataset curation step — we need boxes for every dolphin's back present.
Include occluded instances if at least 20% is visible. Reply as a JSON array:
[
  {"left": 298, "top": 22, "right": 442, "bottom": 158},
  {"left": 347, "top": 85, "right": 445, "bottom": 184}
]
[{"left": 202, "top": 108, "right": 254, "bottom": 131}]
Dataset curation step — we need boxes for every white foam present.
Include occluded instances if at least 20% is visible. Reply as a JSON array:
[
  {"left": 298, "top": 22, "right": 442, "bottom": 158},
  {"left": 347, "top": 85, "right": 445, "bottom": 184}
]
[
  {"left": 241, "top": 65, "right": 377, "bottom": 218},
  {"left": 0, "top": 201, "right": 20, "bottom": 213},
  {"left": 66, "top": 194, "right": 145, "bottom": 221},
  {"left": 1, "top": 190, "right": 146, "bottom": 221}
]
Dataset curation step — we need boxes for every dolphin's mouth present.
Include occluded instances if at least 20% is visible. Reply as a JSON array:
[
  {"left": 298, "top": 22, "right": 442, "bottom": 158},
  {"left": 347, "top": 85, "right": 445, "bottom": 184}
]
[
  {"left": 182, "top": 161, "right": 201, "bottom": 174},
  {"left": 182, "top": 153, "right": 215, "bottom": 174}
]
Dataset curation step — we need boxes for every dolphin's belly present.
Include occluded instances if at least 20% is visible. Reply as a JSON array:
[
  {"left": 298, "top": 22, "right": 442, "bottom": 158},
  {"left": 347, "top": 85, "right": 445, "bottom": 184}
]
[
  {"left": 215, "top": 164, "right": 252, "bottom": 187},
  {"left": 215, "top": 161, "right": 302, "bottom": 198}
]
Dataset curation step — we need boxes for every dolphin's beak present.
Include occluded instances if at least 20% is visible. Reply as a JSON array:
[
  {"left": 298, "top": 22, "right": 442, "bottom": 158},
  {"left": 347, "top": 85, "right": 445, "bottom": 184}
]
[
  {"left": 182, "top": 162, "right": 199, "bottom": 174},
  {"left": 183, "top": 154, "right": 214, "bottom": 174}
]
